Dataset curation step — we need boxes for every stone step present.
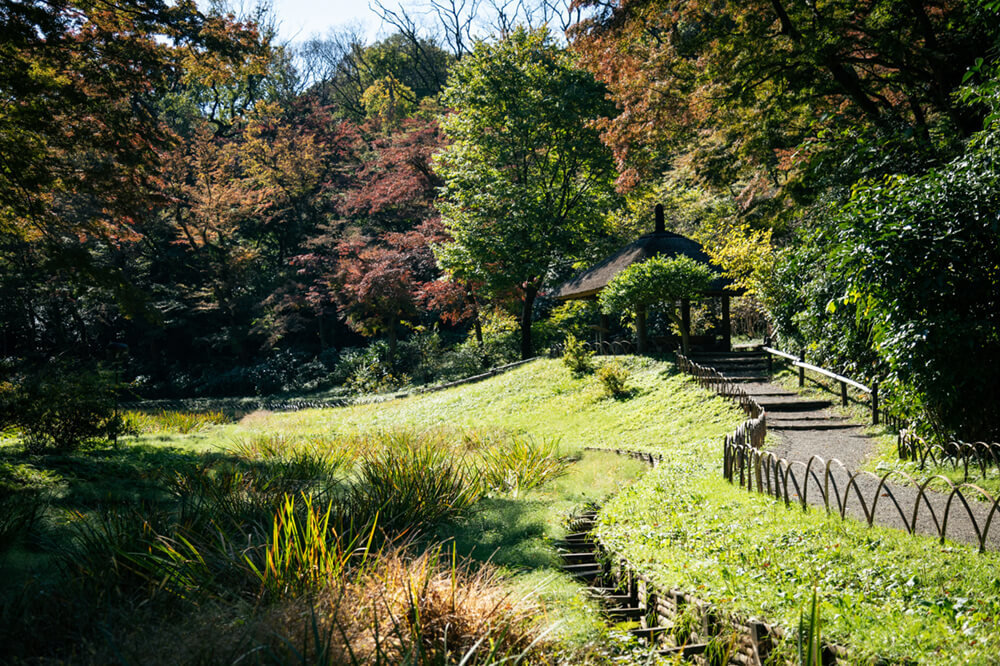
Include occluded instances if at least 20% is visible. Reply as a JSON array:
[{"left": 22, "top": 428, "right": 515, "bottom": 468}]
[
  {"left": 770, "top": 422, "right": 860, "bottom": 431},
  {"left": 630, "top": 626, "right": 672, "bottom": 640},
  {"left": 758, "top": 400, "right": 832, "bottom": 412},
  {"left": 728, "top": 375, "right": 772, "bottom": 383},
  {"left": 695, "top": 356, "right": 768, "bottom": 365},
  {"left": 564, "top": 567, "right": 603, "bottom": 579},
  {"left": 689, "top": 351, "right": 768, "bottom": 359},
  {"left": 559, "top": 552, "right": 597, "bottom": 563},
  {"left": 591, "top": 593, "right": 636, "bottom": 606}
]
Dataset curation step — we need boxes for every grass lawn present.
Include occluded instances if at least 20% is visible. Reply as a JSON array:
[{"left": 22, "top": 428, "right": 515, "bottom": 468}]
[{"left": 231, "top": 356, "right": 741, "bottom": 455}]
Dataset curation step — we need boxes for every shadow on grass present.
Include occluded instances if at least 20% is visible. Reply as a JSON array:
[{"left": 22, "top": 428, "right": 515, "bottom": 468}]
[
  {"left": 435, "top": 496, "right": 561, "bottom": 571},
  {"left": 0, "top": 443, "right": 239, "bottom": 510}
]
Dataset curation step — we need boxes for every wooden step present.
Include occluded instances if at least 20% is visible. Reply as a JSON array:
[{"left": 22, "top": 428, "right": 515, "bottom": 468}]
[
  {"left": 758, "top": 400, "right": 831, "bottom": 412},
  {"left": 658, "top": 643, "right": 709, "bottom": 657},
  {"left": 630, "top": 626, "right": 671, "bottom": 639}
]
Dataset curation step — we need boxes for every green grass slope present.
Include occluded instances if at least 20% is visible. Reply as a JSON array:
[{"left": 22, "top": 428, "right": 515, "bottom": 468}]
[{"left": 236, "top": 356, "right": 741, "bottom": 455}]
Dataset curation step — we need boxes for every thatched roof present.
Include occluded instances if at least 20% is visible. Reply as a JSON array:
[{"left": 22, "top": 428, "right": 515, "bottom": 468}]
[{"left": 552, "top": 207, "right": 735, "bottom": 300}]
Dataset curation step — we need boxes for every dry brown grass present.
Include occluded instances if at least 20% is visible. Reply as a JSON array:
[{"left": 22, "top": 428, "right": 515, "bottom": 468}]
[{"left": 105, "top": 545, "right": 549, "bottom": 665}]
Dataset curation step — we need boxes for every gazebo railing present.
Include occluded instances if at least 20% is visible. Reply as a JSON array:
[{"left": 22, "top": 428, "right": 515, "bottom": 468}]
[{"left": 550, "top": 339, "right": 635, "bottom": 357}]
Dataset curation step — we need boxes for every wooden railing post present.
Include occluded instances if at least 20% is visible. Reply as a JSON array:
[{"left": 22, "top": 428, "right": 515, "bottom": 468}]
[
  {"left": 872, "top": 379, "right": 880, "bottom": 425},
  {"left": 840, "top": 381, "right": 848, "bottom": 407},
  {"left": 798, "top": 349, "right": 806, "bottom": 387}
]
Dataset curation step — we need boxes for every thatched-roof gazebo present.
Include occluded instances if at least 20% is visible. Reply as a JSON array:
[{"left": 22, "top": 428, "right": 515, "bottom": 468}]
[{"left": 553, "top": 205, "right": 738, "bottom": 352}]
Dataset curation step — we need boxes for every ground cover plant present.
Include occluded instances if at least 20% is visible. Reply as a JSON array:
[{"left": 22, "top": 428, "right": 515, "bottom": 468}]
[
  {"left": 0, "top": 427, "right": 586, "bottom": 663},
  {"left": 8, "top": 355, "right": 997, "bottom": 662}
]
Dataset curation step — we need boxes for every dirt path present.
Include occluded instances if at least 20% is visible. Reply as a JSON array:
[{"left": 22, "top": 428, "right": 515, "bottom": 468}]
[{"left": 740, "top": 380, "right": 1000, "bottom": 551}]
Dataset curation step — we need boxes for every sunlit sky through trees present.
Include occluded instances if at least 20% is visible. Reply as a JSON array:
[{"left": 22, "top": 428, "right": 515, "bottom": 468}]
[{"left": 199, "top": 0, "right": 383, "bottom": 44}]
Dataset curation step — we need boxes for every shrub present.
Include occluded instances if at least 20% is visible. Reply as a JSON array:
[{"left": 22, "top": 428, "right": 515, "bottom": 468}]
[
  {"left": 596, "top": 361, "right": 631, "bottom": 398},
  {"left": 0, "top": 490, "right": 43, "bottom": 553},
  {"left": 125, "top": 409, "right": 228, "bottom": 434},
  {"left": 194, "top": 350, "right": 332, "bottom": 397},
  {"left": 472, "top": 308, "right": 521, "bottom": 367},
  {"left": 561, "top": 333, "right": 595, "bottom": 375},
  {"left": 0, "top": 362, "right": 125, "bottom": 452},
  {"left": 475, "top": 435, "right": 567, "bottom": 497},
  {"left": 333, "top": 342, "right": 408, "bottom": 394},
  {"left": 345, "top": 442, "right": 480, "bottom": 532}
]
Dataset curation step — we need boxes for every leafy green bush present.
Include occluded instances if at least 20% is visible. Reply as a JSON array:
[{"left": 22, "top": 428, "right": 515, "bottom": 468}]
[
  {"left": 0, "top": 363, "right": 126, "bottom": 453},
  {"left": 832, "top": 132, "right": 1000, "bottom": 439},
  {"left": 333, "top": 342, "right": 409, "bottom": 394},
  {"left": 470, "top": 308, "right": 521, "bottom": 366},
  {"left": 346, "top": 443, "right": 480, "bottom": 531},
  {"left": 596, "top": 361, "right": 631, "bottom": 398},
  {"left": 124, "top": 409, "right": 228, "bottom": 434},
  {"left": 194, "top": 350, "right": 331, "bottom": 397},
  {"left": 561, "top": 333, "right": 595, "bottom": 375},
  {"left": 474, "top": 435, "right": 567, "bottom": 497}
]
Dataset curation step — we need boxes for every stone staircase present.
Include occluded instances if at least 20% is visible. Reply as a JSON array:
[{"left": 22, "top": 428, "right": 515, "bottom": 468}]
[
  {"left": 687, "top": 350, "right": 770, "bottom": 383},
  {"left": 688, "top": 350, "right": 857, "bottom": 432}
]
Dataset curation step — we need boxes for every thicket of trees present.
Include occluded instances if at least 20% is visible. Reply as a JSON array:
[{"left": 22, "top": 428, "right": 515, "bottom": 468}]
[{"left": 2, "top": 0, "right": 998, "bottom": 438}]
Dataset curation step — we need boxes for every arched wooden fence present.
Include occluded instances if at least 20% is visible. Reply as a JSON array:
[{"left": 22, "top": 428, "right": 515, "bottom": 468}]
[
  {"left": 897, "top": 430, "right": 1000, "bottom": 482},
  {"left": 724, "top": 441, "right": 1000, "bottom": 552}
]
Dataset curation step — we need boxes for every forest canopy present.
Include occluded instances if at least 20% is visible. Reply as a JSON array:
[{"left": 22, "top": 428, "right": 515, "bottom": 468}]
[{"left": 1, "top": 0, "right": 998, "bottom": 439}]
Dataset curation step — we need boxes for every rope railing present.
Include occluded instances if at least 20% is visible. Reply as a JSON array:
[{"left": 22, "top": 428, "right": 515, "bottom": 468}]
[
  {"left": 761, "top": 346, "right": 911, "bottom": 432},
  {"left": 724, "top": 439, "right": 1000, "bottom": 552},
  {"left": 897, "top": 430, "right": 1000, "bottom": 481}
]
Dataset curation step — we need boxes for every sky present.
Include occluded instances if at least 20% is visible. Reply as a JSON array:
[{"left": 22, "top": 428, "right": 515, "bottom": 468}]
[{"left": 267, "top": 0, "right": 383, "bottom": 44}]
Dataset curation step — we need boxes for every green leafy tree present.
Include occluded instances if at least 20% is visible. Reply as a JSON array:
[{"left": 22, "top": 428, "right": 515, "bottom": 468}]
[
  {"left": 598, "top": 255, "right": 714, "bottom": 355},
  {"left": 832, "top": 135, "right": 1000, "bottom": 440},
  {"left": 434, "top": 27, "right": 617, "bottom": 359}
]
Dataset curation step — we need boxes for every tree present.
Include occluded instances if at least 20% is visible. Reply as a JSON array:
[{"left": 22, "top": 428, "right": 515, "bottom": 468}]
[
  {"left": 434, "top": 27, "right": 617, "bottom": 359},
  {"left": 569, "top": 0, "right": 999, "bottom": 203},
  {"left": 598, "top": 255, "right": 714, "bottom": 355},
  {"left": 335, "top": 221, "right": 450, "bottom": 361}
]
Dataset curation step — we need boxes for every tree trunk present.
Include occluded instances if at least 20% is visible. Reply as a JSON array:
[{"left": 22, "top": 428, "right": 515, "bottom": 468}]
[
  {"left": 473, "top": 311, "right": 483, "bottom": 346},
  {"left": 387, "top": 314, "right": 398, "bottom": 363},
  {"left": 636, "top": 305, "right": 648, "bottom": 354},
  {"left": 667, "top": 311, "right": 690, "bottom": 356},
  {"left": 520, "top": 284, "right": 537, "bottom": 360},
  {"left": 318, "top": 313, "right": 328, "bottom": 349},
  {"left": 470, "top": 291, "right": 483, "bottom": 346}
]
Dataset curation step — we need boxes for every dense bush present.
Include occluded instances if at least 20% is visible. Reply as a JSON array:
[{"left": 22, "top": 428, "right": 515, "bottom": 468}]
[
  {"left": 596, "top": 361, "right": 631, "bottom": 398},
  {"left": 831, "top": 133, "right": 1000, "bottom": 440},
  {"left": 561, "top": 334, "right": 595, "bottom": 375},
  {"left": 334, "top": 342, "right": 408, "bottom": 394},
  {"left": 193, "top": 350, "right": 333, "bottom": 397},
  {"left": 0, "top": 362, "right": 126, "bottom": 452},
  {"left": 470, "top": 309, "right": 522, "bottom": 366}
]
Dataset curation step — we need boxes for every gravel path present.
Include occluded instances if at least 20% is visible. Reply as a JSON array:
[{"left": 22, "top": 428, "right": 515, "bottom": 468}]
[{"left": 740, "top": 380, "right": 1000, "bottom": 551}]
